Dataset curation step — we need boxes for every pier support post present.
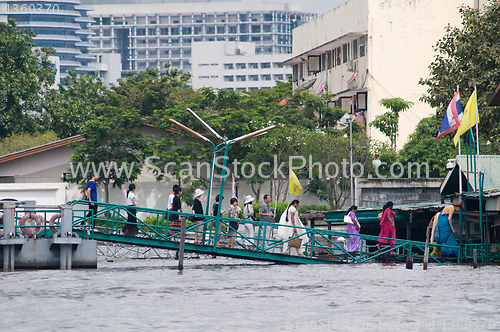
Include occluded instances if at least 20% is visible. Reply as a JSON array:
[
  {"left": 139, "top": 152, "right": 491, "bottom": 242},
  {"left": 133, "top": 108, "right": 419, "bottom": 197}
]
[
  {"left": 473, "top": 248, "right": 478, "bottom": 269},
  {"left": 2, "top": 203, "right": 16, "bottom": 271},
  {"left": 178, "top": 218, "right": 186, "bottom": 270},
  {"left": 406, "top": 256, "right": 413, "bottom": 269},
  {"left": 60, "top": 205, "right": 73, "bottom": 270},
  {"left": 423, "top": 227, "right": 430, "bottom": 270}
]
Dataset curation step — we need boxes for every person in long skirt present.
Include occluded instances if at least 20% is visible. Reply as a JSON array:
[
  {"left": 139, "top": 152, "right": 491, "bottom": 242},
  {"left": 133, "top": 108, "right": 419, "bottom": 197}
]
[
  {"left": 243, "top": 195, "right": 256, "bottom": 250},
  {"left": 377, "top": 201, "right": 396, "bottom": 252},
  {"left": 277, "top": 200, "right": 308, "bottom": 256},
  {"left": 344, "top": 205, "right": 361, "bottom": 252},
  {"left": 433, "top": 201, "right": 462, "bottom": 256}
]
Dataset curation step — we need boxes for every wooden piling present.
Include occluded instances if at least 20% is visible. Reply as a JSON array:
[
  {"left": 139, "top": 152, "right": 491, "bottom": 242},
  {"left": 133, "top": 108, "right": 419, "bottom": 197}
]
[
  {"left": 406, "top": 255, "right": 413, "bottom": 269},
  {"left": 178, "top": 218, "right": 187, "bottom": 270},
  {"left": 423, "top": 227, "right": 430, "bottom": 270},
  {"left": 473, "top": 248, "right": 478, "bottom": 269}
]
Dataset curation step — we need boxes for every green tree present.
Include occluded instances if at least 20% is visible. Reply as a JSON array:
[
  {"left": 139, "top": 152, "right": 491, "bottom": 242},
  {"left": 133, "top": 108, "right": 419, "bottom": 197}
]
[
  {"left": 109, "top": 66, "right": 196, "bottom": 117},
  {"left": 420, "top": 1, "right": 500, "bottom": 144},
  {"left": 304, "top": 130, "right": 371, "bottom": 210},
  {"left": 0, "top": 131, "right": 59, "bottom": 156},
  {"left": 397, "top": 115, "right": 457, "bottom": 177},
  {"left": 370, "top": 98, "right": 414, "bottom": 151},
  {"left": 0, "top": 19, "right": 56, "bottom": 138},
  {"left": 69, "top": 106, "right": 149, "bottom": 203},
  {"left": 43, "top": 71, "right": 107, "bottom": 138}
]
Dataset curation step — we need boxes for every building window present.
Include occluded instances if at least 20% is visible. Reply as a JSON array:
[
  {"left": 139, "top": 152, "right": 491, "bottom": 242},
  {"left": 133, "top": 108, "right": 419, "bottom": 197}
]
[
  {"left": 273, "top": 74, "right": 284, "bottom": 81},
  {"left": 273, "top": 62, "right": 282, "bottom": 68},
  {"left": 236, "top": 75, "right": 246, "bottom": 81},
  {"left": 211, "top": 75, "right": 218, "bottom": 78},
  {"left": 360, "top": 36, "right": 366, "bottom": 57},
  {"left": 224, "top": 75, "right": 234, "bottom": 82},
  {"left": 211, "top": 63, "right": 219, "bottom": 66},
  {"left": 261, "top": 74, "right": 271, "bottom": 81},
  {"left": 249, "top": 63, "right": 259, "bottom": 69},
  {"left": 260, "top": 62, "right": 271, "bottom": 69},
  {"left": 249, "top": 75, "right": 259, "bottom": 81},
  {"left": 198, "top": 75, "right": 209, "bottom": 79},
  {"left": 352, "top": 39, "right": 358, "bottom": 60},
  {"left": 199, "top": 63, "right": 209, "bottom": 66},
  {"left": 224, "top": 63, "right": 234, "bottom": 70},
  {"left": 342, "top": 44, "right": 348, "bottom": 63},
  {"left": 249, "top": 87, "right": 259, "bottom": 91},
  {"left": 236, "top": 63, "right": 246, "bottom": 69},
  {"left": 336, "top": 47, "right": 341, "bottom": 66}
]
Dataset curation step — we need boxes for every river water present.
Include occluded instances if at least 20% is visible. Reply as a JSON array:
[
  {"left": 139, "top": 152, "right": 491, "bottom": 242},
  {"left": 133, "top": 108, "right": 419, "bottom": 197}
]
[{"left": 1, "top": 255, "right": 500, "bottom": 332}]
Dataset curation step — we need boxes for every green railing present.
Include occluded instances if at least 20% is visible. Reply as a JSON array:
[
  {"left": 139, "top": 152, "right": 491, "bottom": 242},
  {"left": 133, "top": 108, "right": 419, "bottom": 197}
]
[{"left": 67, "top": 200, "right": 464, "bottom": 264}]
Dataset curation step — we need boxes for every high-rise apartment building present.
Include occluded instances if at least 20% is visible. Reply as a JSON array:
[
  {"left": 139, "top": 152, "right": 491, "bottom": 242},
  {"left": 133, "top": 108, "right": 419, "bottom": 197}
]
[
  {"left": 80, "top": 0, "right": 315, "bottom": 77},
  {"left": 0, "top": 0, "right": 97, "bottom": 83}
]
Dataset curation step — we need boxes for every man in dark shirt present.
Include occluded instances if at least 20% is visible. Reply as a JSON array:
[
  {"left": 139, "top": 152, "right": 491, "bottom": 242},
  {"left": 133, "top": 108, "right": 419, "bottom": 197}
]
[{"left": 259, "top": 194, "right": 275, "bottom": 251}]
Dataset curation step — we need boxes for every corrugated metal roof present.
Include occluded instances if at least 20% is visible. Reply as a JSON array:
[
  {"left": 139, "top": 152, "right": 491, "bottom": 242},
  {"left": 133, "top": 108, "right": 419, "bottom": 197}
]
[{"left": 441, "top": 155, "right": 500, "bottom": 195}]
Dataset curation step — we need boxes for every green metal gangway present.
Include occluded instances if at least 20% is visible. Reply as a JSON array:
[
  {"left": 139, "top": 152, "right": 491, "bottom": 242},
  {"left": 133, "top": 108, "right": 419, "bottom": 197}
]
[{"left": 62, "top": 200, "right": 457, "bottom": 265}]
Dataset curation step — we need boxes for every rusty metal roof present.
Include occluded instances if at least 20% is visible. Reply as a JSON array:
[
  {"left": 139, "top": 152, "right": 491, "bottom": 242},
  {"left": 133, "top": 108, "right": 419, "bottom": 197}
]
[{"left": 0, "top": 135, "right": 83, "bottom": 164}]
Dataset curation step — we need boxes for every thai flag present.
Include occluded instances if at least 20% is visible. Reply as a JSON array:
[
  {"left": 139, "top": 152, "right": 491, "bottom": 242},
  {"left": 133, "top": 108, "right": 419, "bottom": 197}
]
[{"left": 436, "top": 90, "right": 463, "bottom": 140}]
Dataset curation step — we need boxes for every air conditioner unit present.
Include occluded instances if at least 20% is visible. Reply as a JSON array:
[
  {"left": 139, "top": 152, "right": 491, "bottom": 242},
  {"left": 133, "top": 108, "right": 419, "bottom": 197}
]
[{"left": 347, "top": 60, "right": 357, "bottom": 71}]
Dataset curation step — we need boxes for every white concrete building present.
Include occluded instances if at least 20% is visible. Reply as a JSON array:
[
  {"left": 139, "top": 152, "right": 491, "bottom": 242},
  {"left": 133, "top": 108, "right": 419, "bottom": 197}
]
[
  {"left": 282, "top": 0, "right": 489, "bottom": 149},
  {"left": 81, "top": 0, "right": 314, "bottom": 77},
  {"left": 192, "top": 41, "right": 291, "bottom": 92}
]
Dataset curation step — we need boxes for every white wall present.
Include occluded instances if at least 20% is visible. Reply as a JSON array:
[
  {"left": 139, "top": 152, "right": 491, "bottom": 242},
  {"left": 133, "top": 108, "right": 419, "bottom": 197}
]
[
  {"left": 192, "top": 41, "right": 292, "bottom": 91},
  {"left": 290, "top": 0, "right": 482, "bottom": 149}
]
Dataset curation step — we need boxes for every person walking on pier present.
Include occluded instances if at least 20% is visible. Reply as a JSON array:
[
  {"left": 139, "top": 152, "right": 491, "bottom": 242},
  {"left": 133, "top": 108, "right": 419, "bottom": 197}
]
[
  {"left": 227, "top": 198, "right": 241, "bottom": 248},
  {"left": 259, "top": 194, "right": 275, "bottom": 252},
  {"left": 168, "top": 184, "right": 180, "bottom": 210},
  {"left": 168, "top": 187, "right": 183, "bottom": 239},
  {"left": 433, "top": 201, "right": 462, "bottom": 256},
  {"left": 192, "top": 189, "right": 205, "bottom": 245},
  {"left": 377, "top": 201, "right": 396, "bottom": 253},
  {"left": 85, "top": 174, "right": 99, "bottom": 225},
  {"left": 278, "top": 200, "right": 308, "bottom": 256},
  {"left": 344, "top": 205, "right": 361, "bottom": 253},
  {"left": 243, "top": 195, "right": 256, "bottom": 250},
  {"left": 122, "top": 183, "right": 138, "bottom": 236}
]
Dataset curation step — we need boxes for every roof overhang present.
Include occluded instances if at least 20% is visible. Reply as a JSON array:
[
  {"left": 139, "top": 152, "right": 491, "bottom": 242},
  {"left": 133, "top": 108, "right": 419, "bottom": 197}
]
[
  {"left": 488, "top": 81, "right": 500, "bottom": 106},
  {"left": 280, "top": 32, "right": 367, "bottom": 66}
]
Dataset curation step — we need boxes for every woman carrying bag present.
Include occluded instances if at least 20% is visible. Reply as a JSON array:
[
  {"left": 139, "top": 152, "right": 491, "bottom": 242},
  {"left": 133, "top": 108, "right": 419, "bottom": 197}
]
[{"left": 277, "top": 200, "right": 308, "bottom": 256}]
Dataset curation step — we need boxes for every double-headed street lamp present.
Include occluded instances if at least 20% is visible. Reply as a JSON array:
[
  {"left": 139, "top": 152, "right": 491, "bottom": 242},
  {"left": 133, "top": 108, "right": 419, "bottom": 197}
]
[{"left": 169, "top": 108, "right": 275, "bottom": 219}]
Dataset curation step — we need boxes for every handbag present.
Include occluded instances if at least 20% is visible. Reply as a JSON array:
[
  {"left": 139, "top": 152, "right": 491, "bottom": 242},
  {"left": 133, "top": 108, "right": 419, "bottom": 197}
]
[
  {"left": 344, "top": 215, "right": 353, "bottom": 224},
  {"left": 288, "top": 231, "right": 302, "bottom": 249}
]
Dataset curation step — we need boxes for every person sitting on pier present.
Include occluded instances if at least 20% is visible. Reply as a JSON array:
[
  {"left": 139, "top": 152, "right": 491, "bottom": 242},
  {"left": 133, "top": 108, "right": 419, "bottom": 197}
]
[
  {"left": 344, "top": 205, "right": 361, "bottom": 253},
  {"left": 377, "top": 201, "right": 396, "bottom": 253},
  {"left": 433, "top": 201, "right": 462, "bottom": 256}
]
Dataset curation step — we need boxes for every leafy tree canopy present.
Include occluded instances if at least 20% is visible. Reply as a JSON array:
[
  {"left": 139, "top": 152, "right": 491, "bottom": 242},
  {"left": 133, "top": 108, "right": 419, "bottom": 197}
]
[
  {"left": 420, "top": 1, "right": 500, "bottom": 144},
  {"left": 0, "top": 19, "right": 56, "bottom": 138}
]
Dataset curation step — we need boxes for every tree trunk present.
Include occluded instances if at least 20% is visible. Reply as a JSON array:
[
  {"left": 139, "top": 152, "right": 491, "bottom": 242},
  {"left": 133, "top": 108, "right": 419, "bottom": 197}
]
[{"left": 104, "top": 180, "right": 110, "bottom": 204}]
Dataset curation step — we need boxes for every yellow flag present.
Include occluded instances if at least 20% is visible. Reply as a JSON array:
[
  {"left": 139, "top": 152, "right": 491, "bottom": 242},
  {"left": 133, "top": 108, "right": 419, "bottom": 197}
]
[
  {"left": 453, "top": 88, "right": 479, "bottom": 146},
  {"left": 289, "top": 169, "right": 303, "bottom": 196}
]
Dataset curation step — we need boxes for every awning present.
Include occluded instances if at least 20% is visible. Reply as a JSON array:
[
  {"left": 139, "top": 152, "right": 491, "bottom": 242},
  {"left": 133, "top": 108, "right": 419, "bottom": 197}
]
[{"left": 280, "top": 32, "right": 367, "bottom": 66}]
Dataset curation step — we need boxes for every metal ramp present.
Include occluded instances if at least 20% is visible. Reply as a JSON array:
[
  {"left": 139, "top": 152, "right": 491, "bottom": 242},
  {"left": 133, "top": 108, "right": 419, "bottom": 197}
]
[{"left": 69, "top": 200, "right": 457, "bottom": 265}]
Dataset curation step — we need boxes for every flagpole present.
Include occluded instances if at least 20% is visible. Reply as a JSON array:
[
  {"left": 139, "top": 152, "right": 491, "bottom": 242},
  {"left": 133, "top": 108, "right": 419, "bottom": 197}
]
[
  {"left": 457, "top": 85, "right": 462, "bottom": 197},
  {"left": 474, "top": 85, "right": 483, "bottom": 260}
]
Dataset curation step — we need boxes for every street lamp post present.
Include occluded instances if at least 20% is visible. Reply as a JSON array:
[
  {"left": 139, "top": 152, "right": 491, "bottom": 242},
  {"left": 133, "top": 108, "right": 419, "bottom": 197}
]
[{"left": 169, "top": 109, "right": 275, "bottom": 248}]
